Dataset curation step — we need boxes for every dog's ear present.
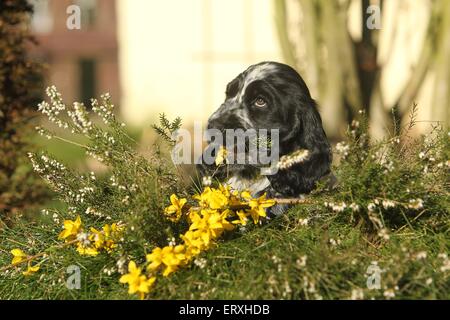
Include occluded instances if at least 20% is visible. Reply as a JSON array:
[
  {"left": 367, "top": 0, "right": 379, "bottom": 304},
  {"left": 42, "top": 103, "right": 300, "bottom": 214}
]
[
  {"left": 299, "top": 100, "right": 330, "bottom": 154},
  {"left": 268, "top": 99, "right": 332, "bottom": 196}
]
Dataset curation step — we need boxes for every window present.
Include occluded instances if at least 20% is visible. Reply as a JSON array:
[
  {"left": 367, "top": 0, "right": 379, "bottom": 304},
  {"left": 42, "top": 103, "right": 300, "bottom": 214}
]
[
  {"left": 79, "top": 59, "right": 97, "bottom": 106},
  {"left": 76, "top": 0, "right": 97, "bottom": 28}
]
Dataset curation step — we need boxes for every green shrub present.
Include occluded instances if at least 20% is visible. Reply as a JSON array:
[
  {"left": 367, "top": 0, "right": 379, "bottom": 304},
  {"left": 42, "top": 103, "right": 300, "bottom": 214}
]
[
  {"left": 0, "top": 0, "right": 49, "bottom": 219},
  {"left": 0, "top": 88, "right": 448, "bottom": 299}
]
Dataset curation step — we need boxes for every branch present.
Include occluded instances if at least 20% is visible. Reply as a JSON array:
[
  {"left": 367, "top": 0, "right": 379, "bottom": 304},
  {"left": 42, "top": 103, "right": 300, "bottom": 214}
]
[{"left": 273, "top": 0, "right": 298, "bottom": 68}]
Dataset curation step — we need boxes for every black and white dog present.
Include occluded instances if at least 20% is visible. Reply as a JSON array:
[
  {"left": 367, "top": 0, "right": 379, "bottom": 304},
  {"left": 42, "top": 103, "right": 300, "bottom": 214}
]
[{"left": 200, "top": 61, "right": 333, "bottom": 215}]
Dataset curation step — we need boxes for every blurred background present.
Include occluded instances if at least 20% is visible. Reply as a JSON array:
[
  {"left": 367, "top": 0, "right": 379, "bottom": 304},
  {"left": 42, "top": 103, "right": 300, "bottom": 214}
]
[
  {"left": 1, "top": 0, "right": 448, "bottom": 218},
  {"left": 29, "top": 0, "right": 449, "bottom": 142}
]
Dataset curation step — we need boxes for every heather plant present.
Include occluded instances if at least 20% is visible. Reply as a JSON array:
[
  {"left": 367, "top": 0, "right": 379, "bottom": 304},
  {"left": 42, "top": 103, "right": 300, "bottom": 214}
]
[{"left": 0, "top": 87, "right": 448, "bottom": 299}]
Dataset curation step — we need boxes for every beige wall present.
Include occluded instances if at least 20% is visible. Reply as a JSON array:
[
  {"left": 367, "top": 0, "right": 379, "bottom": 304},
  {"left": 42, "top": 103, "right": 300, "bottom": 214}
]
[
  {"left": 117, "top": 0, "right": 281, "bottom": 126},
  {"left": 118, "top": 0, "right": 437, "bottom": 133}
]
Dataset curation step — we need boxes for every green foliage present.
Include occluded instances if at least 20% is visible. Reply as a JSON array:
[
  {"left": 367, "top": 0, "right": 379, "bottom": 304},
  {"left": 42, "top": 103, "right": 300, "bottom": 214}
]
[
  {"left": 0, "top": 0, "right": 50, "bottom": 219},
  {"left": 0, "top": 88, "right": 448, "bottom": 299},
  {"left": 152, "top": 113, "right": 182, "bottom": 146},
  {"left": 325, "top": 110, "right": 449, "bottom": 233}
]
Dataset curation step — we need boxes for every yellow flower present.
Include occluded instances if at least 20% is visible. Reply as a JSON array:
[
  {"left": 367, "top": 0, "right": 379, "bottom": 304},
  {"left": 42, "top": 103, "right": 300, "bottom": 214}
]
[
  {"left": 11, "top": 249, "right": 27, "bottom": 265},
  {"left": 161, "top": 245, "right": 187, "bottom": 276},
  {"left": 246, "top": 193, "right": 276, "bottom": 224},
  {"left": 180, "top": 230, "right": 206, "bottom": 256},
  {"left": 146, "top": 247, "right": 163, "bottom": 271},
  {"left": 120, "top": 261, "right": 156, "bottom": 300},
  {"left": 215, "top": 146, "right": 228, "bottom": 166},
  {"left": 194, "top": 187, "right": 229, "bottom": 210},
  {"left": 90, "top": 227, "right": 105, "bottom": 249},
  {"left": 219, "top": 184, "right": 241, "bottom": 206},
  {"left": 146, "top": 245, "right": 187, "bottom": 276},
  {"left": 109, "top": 223, "right": 124, "bottom": 236},
  {"left": 189, "top": 210, "right": 234, "bottom": 245},
  {"left": 232, "top": 210, "right": 249, "bottom": 226},
  {"left": 76, "top": 243, "right": 99, "bottom": 256},
  {"left": 164, "top": 194, "right": 187, "bottom": 222},
  {"left": 23, "top": 262, "right": 40, "bottom": 276},
  {"left": 58, "top": 216, "right": 82, "bottom": 241}
]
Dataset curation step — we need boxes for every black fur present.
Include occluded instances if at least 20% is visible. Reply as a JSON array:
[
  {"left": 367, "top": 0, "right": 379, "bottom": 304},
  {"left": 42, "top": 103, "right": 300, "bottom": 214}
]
[{"left": 199, "top": 61, "right": 332, "bottom": 214}]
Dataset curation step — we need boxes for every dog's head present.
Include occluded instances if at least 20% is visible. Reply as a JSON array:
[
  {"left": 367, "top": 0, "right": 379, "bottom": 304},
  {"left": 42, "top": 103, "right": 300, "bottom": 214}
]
[
  {"left": 206, "top": 62, "right": 331, "bottom": 177},
  {"left": 208, "top": 62, "right": 310, "bottom": 139}
]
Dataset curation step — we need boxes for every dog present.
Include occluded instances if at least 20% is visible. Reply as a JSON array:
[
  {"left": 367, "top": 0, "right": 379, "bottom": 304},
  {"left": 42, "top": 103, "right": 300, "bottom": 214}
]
[{"left": 199, "top": 61, "right": 333, "bottom": 215}]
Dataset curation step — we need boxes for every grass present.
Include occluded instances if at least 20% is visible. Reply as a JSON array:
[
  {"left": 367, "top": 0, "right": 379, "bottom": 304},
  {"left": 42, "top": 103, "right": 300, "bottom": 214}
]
[
  {"left": 0, "top": 91, "right": 448, "bottom": 300},
  {"left": 1, "top": 200, "right": 448, "bottom": 300}
]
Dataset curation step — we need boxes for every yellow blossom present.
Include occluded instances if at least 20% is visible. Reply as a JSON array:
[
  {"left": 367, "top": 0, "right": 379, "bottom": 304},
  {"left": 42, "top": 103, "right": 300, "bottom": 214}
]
[
  {"left": 180, "top": 230, "right": 207, "bottom": 256},
  {"left": 90, "top": 227, "right": 105, "bottom": 248},
  {"left": 245, "top": 193, "right": 276, "bottom": 224},
  {"left": 11, "top": 249, "right": 27, "bottom": 265},
  {"left": 164, "top": 194, "right": 187, "bottom": 222},
  {"left": 58, "top": 216, "right": 82, "bottom": 241},
  {"left": 219, "top": 184, "right": 241, "bottom": 206},
  {"left": 120, "top": 261, "right": 156, "bottom": 300},
  {"left": 23, "top": 262, "right": 40, "bottom": 276},
  {"left": 215, "top": 146, "right": 228, "bottom": 166},
  {"left": 194, "top": 187, "right": 229, "bottom": 210},
  {"left": 232, "top": 210, "right": 249, "bottom": 226},
  {"left": 76, "top": 243, "right": 99, "bottom": 256},
  {"left": 146, "top": 245, "right": 187, "bottom": 276},
  {"left": 189, "top": 209, "right": 234, "bottom": 245}
]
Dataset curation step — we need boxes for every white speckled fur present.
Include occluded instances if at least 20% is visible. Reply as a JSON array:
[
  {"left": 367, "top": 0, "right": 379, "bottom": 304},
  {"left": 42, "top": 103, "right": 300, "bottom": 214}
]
[{"left": 226, "top": 175, "right": 270, "bottom": 196}]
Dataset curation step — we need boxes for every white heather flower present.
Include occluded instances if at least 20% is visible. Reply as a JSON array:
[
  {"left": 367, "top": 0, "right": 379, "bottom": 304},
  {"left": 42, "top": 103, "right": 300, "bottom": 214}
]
[
  {"left": 282, "top": 281, "right": 292, "bottom": 298},
  {"left": 52, "top": 213, "right": 60, "bottom": 224},
  {"left": 415, "top": 251, "right": 427, "bottom": 260},
  {"left": 335, "top": 142, "right": 350, "bottom": 157},
  {"left": 296, "top": 255, "right": 307, "bottom": 268},
  {"left": 167, "top": 237, "right": 176, "bottom": 246},
  {"left": 202, "top": 176, "right": 212, "bottom": 186},
  {"left": 440, "top": 259, "right": 450, "bottom": 272},
  {"left": 329, "top": 238, "right": 340, "bottom": 246},
  {"left": 277, "top": 149, "right": 310, "bottom": 170},
  {"left": 367, "top": 203, "right": 376, "bottom": 211},
  {"left": 408, "top": 199, "right": 424, "bottom": 210},
  {"left": 383, "top": 289, "right": 396, "bottom": 299},
  {"left": 271, "top": 255, "right": 281, "bottom": 264},
  {"left": 116, "top": 257, "right": 127, "bottom": 274},
  {"left": 76, "top": 232, "right": 90, "bottom": 246},
  {"left": 378, "top": 228, "right": 390, "bottom": 240},
  {"left": 350, "top": 288, "right": 364, "bottom": 300},
  {"left": 350, "top": 203, "right": 360, "bottom": 212},
  {"left": 298, "top": 218, "right": 309, "bottom": 226},
  {"left": 193, "top": 258, "right": 207, "bottom": 269},
  {"left": 419, "top": 152, "right": 426, "bottom": 159},
  {"left": 438, "top": 253, "right": 448, "bottom": 260},
  {"left": 425, "top": 278, "right": 433, "bottom": 285},
  {"left": 382, "top": 200, "right": 396, "bottom": 209},
  {"left": 325, "top": 201, "right": 349, "bottom": 213}
]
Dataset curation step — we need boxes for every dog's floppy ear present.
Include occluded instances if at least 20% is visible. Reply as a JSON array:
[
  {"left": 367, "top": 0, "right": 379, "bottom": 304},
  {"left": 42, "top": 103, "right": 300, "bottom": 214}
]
[
  {"left": 268, "top": 99, "right": 332, "bottom": 196},
  {"left": 299, "top": 100, "right": 330, "bottom": 155}
]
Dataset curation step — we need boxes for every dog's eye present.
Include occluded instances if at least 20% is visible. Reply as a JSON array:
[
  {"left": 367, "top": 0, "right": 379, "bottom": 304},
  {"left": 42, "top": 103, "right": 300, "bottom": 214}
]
[{"left": 254, "top": 97, "right": 267, "bottom": 107}]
